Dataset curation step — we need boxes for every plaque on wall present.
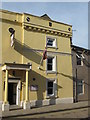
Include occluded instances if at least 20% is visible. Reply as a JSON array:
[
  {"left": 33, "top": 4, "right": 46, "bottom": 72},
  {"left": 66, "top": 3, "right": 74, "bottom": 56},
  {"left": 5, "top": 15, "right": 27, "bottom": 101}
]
[{"left": 30, "top": 85, "right": 38, "bottom": 91}]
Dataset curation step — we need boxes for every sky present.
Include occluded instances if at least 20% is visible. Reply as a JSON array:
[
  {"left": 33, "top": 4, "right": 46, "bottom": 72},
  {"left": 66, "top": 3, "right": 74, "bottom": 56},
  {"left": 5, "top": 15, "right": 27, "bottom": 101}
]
[{"left": 1, "top": 2, "right": 88, "bottom": 49}]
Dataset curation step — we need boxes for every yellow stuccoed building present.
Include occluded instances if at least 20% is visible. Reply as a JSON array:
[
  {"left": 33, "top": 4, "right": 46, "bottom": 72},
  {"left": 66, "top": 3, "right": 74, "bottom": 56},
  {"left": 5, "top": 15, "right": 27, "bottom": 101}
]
[{"left": 0, "top": 9, "right": 73, "bottom": 111}]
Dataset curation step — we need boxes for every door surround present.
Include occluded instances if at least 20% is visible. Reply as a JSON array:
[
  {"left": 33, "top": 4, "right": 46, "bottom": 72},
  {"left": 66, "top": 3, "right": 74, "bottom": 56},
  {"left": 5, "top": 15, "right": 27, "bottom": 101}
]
[{"left": 8, "top": 79, "right": 21, "bottom": 106}]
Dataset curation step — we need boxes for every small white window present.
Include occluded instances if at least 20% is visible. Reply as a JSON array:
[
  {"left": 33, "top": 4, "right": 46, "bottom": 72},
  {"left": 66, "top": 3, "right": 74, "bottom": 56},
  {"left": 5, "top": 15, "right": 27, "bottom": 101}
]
[
  {"left": 46, "top": 79, "right": 57, "bottom": 97},
  {"left": 46, "top": 56, "right": 57, "bottom": 73},
  {"left": 77, "top": 80, "right": 84, "bottom": 95},
  {"left": 76, "top": 54, "right": 83, "bottom": 66},
  {"left": 46, "top": 37, "right": 57, "bottom": 48}
]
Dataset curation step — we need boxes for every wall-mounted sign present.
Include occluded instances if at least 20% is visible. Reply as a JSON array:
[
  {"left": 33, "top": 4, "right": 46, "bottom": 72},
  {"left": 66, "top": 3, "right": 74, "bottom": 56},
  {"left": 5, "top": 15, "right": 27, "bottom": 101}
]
[{"left": 30, "top": 85, "right": 38, "bottom": 91}]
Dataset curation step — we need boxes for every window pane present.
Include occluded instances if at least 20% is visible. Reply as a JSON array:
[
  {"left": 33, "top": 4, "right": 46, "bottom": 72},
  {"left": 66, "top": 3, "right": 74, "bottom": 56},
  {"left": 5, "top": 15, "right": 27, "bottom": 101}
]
[
  {"left": 47, "top": 64, "right": 52, "bottom": 70},
  {"left": 76, "top": 56, "right": 81, "bottom": 65},
  {"left": 48, "top": 88, "right": 53, "bottom": 95},
  {"left": 47, "top": 58, "right": 53, "bottom": 71},
  {"left": 47, "top": 58, "right": 53, "bottom": 63},
  {"left": 49, "top": 22, "right": 52, "bottom": 27},
  {"left": 79, "top": 81, "right": 83, "bottom": 84},
  {"left": 78, "top": 85, "right": 83, "bottom": 94},
  {"left": 48, "top": 81, "right": 53, "bottom": 87},
  {"left": 47, "top": 39, "right": 53, "bottom": 46},
  {"left": 78, "top": 81, "right": 83, "bottom": 94}
]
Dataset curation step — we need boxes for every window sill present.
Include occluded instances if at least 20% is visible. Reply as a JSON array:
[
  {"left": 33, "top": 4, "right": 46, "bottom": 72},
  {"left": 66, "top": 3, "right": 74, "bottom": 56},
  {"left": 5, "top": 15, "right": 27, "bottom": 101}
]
[
  {"left": 45, "top": 46, "right": 58, "bottom": 49},
  {"left": 77, "top": 65, "right": 83, "bottom": 66},
  {"left": 46, "top": 71, "right": 57, "bottom": 74},
  {"left": 78, "top": 93, "right": 84, "bottom": 95},
  {"left": 46, "top": 95, "right": 58, "bottom": 99}
]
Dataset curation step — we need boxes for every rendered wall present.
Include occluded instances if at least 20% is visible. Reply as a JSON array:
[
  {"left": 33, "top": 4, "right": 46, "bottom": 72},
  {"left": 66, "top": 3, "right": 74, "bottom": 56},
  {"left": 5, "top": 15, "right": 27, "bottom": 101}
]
[
  {"left": 1, "top": 10, "right": 73, "bottom": 102},
  {"left": 22, "top": 26, "right": 73, "bottom": 100}
]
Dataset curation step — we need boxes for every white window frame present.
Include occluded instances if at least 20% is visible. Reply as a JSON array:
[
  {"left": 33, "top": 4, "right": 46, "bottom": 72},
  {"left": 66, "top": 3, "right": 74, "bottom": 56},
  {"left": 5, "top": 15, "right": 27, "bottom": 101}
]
[
  {"left": 46, "top": 78, "right": 57, "bottom": 98},
  {"left": 76, "top": 54, "right": 83, "bottom": 66},
  {"left": 77, "top": 80, "right": 84, "bottom": 95},
  {"left": 46, "top": 36, "right": 57, "bottom": 49},
  {"left": 46, "top": 55, "right": 57, "bottom": 74}
]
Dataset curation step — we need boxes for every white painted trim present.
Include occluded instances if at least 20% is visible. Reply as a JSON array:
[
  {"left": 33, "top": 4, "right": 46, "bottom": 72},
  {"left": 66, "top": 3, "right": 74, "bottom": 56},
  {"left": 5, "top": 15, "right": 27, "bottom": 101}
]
[
  {"left": 30, "top": 97, "right": 73, "bottom": 107},
  {"left": 2, "top": 66, "right": 30, "bottom": 71},
  {"left": 8, "top": 80, "right": 19, "bottom": 83},
  {"left": 23, "top": 101, "right": 30, "bottom": 109},
  {"left": 20, "top": 101, "right": 24, "bottom": 107},
  {"left": 46, "top": 71, "right": 57, "bottom": 74},
  {"left": 2, "top": 103, "right": 9, "bottom": 111},
  {"left": 2, "top": 65, "right": 6, "bottom": 71},
  {"left": 16, "top": 81, "right": 21, "bottom": 105},
  {"left": 46, "top": 36, "right": 57, "bottom": 48}
]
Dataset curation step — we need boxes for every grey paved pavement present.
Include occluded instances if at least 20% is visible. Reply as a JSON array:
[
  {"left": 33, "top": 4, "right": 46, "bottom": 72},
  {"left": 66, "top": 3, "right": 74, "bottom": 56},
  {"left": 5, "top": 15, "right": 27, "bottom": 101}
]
[{"left": 1, "top": 101, "right": 90, "bottom": 119}]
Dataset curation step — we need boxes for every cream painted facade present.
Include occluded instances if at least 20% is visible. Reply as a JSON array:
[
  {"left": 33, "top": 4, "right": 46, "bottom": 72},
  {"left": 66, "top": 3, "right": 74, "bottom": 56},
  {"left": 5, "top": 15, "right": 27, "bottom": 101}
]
[{"left": 0, "top": 10, "right": 73, "bottom": 111}]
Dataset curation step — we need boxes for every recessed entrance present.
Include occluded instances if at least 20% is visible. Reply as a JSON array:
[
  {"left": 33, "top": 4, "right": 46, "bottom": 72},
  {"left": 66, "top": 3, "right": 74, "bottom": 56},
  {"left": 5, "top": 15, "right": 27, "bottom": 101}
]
[
  {"left": 8, "top": 83, "right": 17, "bottom": 105},
  {"left": 8, "top": 79, "right": 21, "bottom": 105}
]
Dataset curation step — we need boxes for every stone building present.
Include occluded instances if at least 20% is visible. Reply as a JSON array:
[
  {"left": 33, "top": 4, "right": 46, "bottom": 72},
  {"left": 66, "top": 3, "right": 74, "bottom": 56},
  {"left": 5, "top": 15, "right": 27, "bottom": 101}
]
[{"left": 71, "top": 45, "right": 90, "bottom": 102}]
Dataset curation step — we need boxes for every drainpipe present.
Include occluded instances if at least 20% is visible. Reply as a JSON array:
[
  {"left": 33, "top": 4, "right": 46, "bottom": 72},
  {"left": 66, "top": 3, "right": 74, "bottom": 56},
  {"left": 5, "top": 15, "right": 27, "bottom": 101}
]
[{"left": 76, "top": 68, "right": 78, "bottom": 102}]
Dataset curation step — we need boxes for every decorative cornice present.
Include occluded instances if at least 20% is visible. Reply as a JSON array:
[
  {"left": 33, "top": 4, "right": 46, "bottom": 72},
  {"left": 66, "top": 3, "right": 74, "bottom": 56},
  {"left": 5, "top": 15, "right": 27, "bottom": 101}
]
[{"left": 23, "top": 23, "right": 72, "bottom": 38}]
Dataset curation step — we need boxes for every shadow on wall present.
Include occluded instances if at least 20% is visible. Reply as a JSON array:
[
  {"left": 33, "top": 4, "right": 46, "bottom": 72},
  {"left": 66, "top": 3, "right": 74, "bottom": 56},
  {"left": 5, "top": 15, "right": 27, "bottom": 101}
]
[
  {"left": 28, "top": 70, "right": 63, "bottom": 107},
  {"left": 59, "top": 72, "right": 90, "bottom": 86},
  {"left": 14, "top": 39, "right": 42, "bottom": 65},
  {"left": 83, "top": 59, "right": 90, "bottom": 67},
  {"left": 59, "top": 72, "right": 90, "bottom": 102},
  {"left": 59, "top": 73, "right": 73, "bottom": 81}
]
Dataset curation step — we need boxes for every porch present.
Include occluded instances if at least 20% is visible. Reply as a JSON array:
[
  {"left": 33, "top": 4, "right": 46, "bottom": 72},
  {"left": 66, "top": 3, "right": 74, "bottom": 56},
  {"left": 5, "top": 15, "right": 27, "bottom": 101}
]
[{"left": 2, "top": 63, "right": 32, "bottom": 111}]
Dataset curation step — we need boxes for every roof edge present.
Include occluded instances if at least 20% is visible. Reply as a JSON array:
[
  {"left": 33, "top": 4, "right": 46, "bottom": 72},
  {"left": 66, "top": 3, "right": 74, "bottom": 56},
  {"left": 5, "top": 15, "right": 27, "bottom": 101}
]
[
  {"left": 71, "top": 44, "right": 90, "bottom": 52},
  {"left": 1, "top": 9, "right": 72, "bottom": 27},
  {"left": 24, "top": 12, "right": 72, "bottom": 26},
  {"left": 0, "top": 9, "right": 22, "bottom": 15}
]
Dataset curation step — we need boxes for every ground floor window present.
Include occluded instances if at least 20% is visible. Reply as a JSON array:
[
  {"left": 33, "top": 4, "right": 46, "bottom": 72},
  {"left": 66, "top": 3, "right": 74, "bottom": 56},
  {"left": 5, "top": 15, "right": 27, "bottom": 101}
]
[
  {"left": 47, "top": 81, "right": 54, "bottom": 96},
  {"left": 77, "top": 80, "right": 84, "bottom": 95},
  {"left": 46, "top": 79, "right": 57, "bottom": 97}
]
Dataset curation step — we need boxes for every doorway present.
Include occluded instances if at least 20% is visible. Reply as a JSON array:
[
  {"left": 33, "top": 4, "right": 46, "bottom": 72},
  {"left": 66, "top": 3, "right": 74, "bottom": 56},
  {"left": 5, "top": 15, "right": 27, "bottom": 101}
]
[
  {"left": 8, "top": 83, "right": 17, "bottom": 105},
  {"left": 8, "top": 80, "right": 21, "bottom": 105}
]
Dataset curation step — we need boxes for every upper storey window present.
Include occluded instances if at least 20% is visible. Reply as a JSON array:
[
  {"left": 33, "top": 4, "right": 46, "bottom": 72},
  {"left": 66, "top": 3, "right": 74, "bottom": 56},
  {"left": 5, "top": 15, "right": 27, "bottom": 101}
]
[
  {"left": 46, "top": 56, "right": 57, "bottom": 73},
  {"left": 49, "top": 22, "right": 52, "bottom": 27},
  {"left": 47, "top": 39, "right": 53, "bottom": 46},
  {"left": 76, "top": 53, "right": 83, "bottom": 66},
  {"left": 46, "top": 37, "right": 57, "bottom": 48},
  {"left": 77, "top": 80, "right": 84, "bottom": 95}
]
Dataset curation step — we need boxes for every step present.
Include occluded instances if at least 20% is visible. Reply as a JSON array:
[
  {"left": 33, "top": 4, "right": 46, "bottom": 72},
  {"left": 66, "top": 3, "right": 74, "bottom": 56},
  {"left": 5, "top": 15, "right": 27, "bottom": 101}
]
[{"left": 9, "top": 105, "right": 22, "bottom": 111}]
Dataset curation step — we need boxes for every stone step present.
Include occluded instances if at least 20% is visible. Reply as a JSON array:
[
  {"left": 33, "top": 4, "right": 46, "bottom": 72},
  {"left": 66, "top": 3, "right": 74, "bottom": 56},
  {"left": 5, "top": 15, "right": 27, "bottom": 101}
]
[{"left": 9, "top": 105, "right": 22, "bottom": 111}]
